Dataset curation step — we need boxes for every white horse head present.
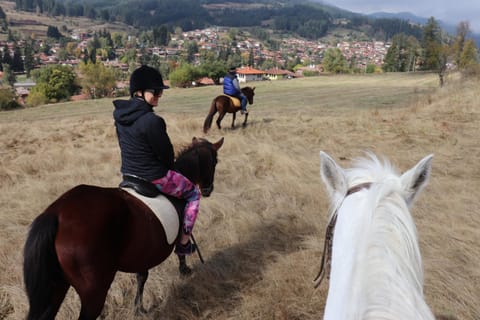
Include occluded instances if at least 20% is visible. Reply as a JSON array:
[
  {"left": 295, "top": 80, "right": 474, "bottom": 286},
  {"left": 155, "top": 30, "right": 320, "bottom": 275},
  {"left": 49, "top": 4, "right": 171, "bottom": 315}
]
[{"left": 316, "top": 151, "right": 435, "bottom": 320}]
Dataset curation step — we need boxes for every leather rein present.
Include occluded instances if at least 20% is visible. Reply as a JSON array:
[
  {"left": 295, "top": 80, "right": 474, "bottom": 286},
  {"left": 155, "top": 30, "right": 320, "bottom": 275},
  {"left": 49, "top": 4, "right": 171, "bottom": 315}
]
[{"left": 313, "top": 182, "right": 372, "bottom": 288}]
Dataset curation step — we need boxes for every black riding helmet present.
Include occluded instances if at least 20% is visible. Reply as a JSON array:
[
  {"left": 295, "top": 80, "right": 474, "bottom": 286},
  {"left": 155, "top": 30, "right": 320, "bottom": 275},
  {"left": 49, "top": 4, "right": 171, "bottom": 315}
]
[{"left": 129, "top": 65, "right": 169, "bottom": 97}]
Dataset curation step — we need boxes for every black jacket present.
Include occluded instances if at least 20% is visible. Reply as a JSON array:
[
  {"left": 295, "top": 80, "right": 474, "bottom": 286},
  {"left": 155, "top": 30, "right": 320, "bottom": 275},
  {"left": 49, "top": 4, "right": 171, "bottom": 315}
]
[{"left": 113, "top": 97, "right": 174, "bottom": 181}]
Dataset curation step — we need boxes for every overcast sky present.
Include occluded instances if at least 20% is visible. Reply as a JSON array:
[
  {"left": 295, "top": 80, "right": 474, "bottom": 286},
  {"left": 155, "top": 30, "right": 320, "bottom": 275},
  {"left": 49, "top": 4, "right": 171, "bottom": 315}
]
[{"left": 325, "top": 0, "right": 480, "bottom": 33}]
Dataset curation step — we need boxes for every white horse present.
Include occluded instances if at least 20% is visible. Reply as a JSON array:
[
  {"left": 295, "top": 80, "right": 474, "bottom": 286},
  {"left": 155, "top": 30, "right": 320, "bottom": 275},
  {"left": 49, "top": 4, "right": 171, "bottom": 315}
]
[{"left": 314, "top": 151, "right": 435, "bottom": 320}]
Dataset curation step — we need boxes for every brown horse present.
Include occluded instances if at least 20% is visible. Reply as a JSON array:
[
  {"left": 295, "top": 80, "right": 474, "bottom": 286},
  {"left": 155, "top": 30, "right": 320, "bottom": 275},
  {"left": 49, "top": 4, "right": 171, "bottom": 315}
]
[
  {"left": 23, "top": 137, "right": 224, "bottom": 320},
  {"left": 203, "top": 86, "right": 255, "bottom": 133}
]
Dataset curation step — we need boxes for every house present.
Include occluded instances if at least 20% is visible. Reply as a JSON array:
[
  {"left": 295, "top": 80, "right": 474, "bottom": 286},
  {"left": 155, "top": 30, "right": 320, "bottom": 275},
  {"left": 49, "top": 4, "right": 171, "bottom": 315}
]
[
  {"left": 236, "top": 67, "right": 265, "bottom": 83},
  {"left": 264, "top": 67, "right": 295, "bottom": 80}
]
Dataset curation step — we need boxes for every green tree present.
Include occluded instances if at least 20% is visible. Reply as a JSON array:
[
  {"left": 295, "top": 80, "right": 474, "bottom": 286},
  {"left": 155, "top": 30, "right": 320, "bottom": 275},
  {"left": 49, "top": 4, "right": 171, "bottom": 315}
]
[
  {"left": 459, "top": 40, "right": 479, "bottom": 69},
  {"left": 451, "top": 22, "right": 479, "bottom": 71},
  {"left": 30, "top": 65, "right": 77, "bottom": 103},
  {"left": 153, "top": 25, "right": 170, "bottom": 46},
  {"left": 47, "top": 25, "right": 62, "bottom": 39},
  {"left": 168, "top": 63, "right": 200, "bottom": 88},
  {"left": 421, "top": 17, "right": 447, "bottom": 86},
  {"left": 23, "top": 40, "right": 36, "bottom": 77},
  {"left": 78, "top": 61, "right": 116, "bottom": 99},
  {"left": 199, "top": 61, "right": 227, "bottom": 85},
  {"left": 2, "top": 44, "right": 12, "bottom": 68},
  {"left": 12, "top": 45, "right": 24, "bottom": 72},
  {"left": 2, "top": 64, "right": 16, "bottom": 87},
  {"left": 322, "top": 48, "right": 348, "bottom": 73},
  {"left": 383, "top": 33, "right": 420, "bottom": 72}
]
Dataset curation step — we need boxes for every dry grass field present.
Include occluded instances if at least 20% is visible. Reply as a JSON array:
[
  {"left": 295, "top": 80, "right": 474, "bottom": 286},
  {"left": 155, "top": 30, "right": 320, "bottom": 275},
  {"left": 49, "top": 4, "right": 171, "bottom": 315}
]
[{"left": 0, "top": 73, "right": 479, "bottom": 319}]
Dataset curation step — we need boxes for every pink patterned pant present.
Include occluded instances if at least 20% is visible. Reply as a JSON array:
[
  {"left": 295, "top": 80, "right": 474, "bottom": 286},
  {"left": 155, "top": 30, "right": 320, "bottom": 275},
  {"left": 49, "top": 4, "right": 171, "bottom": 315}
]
[{"left": 152, "top": 170, "right": 200, "bottom": 234}]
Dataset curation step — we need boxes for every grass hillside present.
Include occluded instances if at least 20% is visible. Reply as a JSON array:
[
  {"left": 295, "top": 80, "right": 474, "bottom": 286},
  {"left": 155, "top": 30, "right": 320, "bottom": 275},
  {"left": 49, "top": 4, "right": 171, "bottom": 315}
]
[
  {"left": 0, "top": 73, "right": 479, "bottom": 319},
  {"left": 0, "top": 0, "right": 134, "bottom": 41}
]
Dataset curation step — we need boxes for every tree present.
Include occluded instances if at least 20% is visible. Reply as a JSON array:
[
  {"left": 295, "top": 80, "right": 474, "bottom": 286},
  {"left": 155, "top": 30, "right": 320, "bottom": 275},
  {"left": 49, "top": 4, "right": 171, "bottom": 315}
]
[
  {"left": 451, "top": 21, "right": 479, "bottom": 71},
  {"left": 199, "top": 61, "right": 227, "bottom": 85},
  {"left": 2, "top": 44, "right": 12, "bottom": 68},
  {"left": 12, "top": 45, "right": 24, "bottom": 72},
  {"left": 322, "top": 48, "right": 348, "bottom": 73},
  {"left": 153, "top": 25, "right": 170, "bottom": 46},
  {"left": 383, "top": 33, "right": 420, "bottom": 72},
  {"left": 30, "top": 65, "right": 77, "bottom": 103},
  {"left": 421, "top": 17, "right": 447, "bottom": 86},
  {"left": 421, "top": 17, "right": 444, "bottom": 69},
  {"left": 78, "top": 61, "right": 116, "bottom": 99},
  {"left": 2, "top": 64, "right": 16, "bottom": 87},
  {"left": 459, "top": 40, "right": 479, "bottom": 70},
  {"left": 23, "top": 40, "right": 36, "bottom": 77},
  {"left": 47, "top": 25, "right": 62, "bottom": 39},
  {"left": 168, "top": 64, "right": 200, "bottom": 87}
]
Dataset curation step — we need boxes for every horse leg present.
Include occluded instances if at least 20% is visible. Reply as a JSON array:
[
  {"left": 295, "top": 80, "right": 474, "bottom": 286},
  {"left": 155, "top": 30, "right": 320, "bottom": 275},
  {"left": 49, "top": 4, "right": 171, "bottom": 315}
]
[
  {"left": 178, "top": 255, "right": 192, "bottom": 276},
  {"left": 134, "top": 271, "right": 148, "bottom": 315},
  {"left": 216, "top": 112, "right": 226, "bottom": 130},
  {"left": 242, "top": 112, "right": 249, "bottom": 127},
  {"left": 75, "top": 271, "right": 116, "bottom": 320},
  {"left": 231, "top": 112, "right": 236, "bottom": 128}
]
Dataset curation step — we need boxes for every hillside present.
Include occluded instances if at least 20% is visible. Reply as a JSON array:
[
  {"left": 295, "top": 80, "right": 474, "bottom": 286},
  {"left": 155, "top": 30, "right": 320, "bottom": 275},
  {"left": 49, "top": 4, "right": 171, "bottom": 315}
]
[
  {"left": 1, "top": 73, "right": 479, "bottom": 319},
  {"left": 1, "top": 0, "right": 424, "bottom": 42},
  {"left": 0, "top": 0, "right": 135, "bottom": 41}
]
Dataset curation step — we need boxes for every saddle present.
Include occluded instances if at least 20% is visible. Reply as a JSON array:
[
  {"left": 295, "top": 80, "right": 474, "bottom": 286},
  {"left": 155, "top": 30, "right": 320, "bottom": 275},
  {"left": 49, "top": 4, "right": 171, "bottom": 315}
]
[
  {"left": 223, "top": 95, "right": 241, "bottom": 108},
  {"left": 119, "top": 174, "right": 160, "bottom": 198},
  {"left": 119, "top": 174, "right": 180, "bottom": 244}
]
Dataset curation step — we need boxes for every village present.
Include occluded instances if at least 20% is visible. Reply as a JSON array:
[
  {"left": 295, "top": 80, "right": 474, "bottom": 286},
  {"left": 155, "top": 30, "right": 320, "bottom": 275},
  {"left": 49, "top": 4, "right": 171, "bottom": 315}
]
[{"left": 2, "top": 25, "right": 391, "bottom": 102}]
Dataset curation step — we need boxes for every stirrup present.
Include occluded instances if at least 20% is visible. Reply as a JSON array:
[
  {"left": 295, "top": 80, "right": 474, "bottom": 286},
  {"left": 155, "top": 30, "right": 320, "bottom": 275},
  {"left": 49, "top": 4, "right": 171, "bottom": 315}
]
[{"left": 174, "top": 241, "right": 197, "bottom": 256}]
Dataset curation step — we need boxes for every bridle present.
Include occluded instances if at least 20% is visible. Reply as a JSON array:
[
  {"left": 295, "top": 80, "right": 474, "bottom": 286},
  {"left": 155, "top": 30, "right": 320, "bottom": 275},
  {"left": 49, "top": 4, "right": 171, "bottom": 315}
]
[
  {"left": 192, "top": 145, "right": 216, "bottom": 196},
  {"left": 313, "top": 182, "right": 372, "bottom": 288}
]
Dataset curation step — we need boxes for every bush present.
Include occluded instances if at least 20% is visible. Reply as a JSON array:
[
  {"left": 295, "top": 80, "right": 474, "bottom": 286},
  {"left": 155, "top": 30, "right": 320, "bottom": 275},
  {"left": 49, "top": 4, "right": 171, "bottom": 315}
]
[
  {"left": 0, "top": 88, "right": 22, "bottom": 110},
  {"left": 461, "top": 64, "right": 480, "bottom": 79},
  {"left": 366, "top": 64, "right": 376, "bottom": 73}
]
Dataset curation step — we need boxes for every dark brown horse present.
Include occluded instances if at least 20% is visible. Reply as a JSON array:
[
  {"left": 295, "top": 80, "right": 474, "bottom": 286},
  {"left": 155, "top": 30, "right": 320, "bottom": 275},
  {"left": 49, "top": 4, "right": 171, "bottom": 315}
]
[
  {"left": 23, "top": 137, "right": 224, "bottom": 320},
  {"left": 203, "top": 86, "right": 255, "bottom": 133}
]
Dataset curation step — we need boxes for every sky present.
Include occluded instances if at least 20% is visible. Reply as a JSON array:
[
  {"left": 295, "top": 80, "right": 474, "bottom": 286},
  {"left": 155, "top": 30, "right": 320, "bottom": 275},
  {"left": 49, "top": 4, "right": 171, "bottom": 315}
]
[{"left": 324, "top": 0, "right": 480, "bottom": 33}]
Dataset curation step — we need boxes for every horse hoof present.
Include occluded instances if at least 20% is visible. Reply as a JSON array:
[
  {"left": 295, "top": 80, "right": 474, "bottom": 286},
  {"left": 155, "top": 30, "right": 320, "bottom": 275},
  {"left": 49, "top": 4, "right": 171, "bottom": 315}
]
[{"left": 179, "top": 264, "right": 192, "bottom": 276}]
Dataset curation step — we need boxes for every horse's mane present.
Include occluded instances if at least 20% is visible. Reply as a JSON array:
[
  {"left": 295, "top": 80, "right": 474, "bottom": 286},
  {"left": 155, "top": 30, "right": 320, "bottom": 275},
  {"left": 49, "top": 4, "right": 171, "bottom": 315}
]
[
  {"left": 176, "top": 138, "right": 211, "bottom": 160},
  {"left": 327, "top": 153, "right": 433, "bottom": 319}
]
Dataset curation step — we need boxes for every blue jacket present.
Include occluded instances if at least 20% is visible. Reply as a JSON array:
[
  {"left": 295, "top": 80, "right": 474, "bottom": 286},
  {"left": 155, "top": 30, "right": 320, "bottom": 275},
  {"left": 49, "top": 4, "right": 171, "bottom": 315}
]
[
  {"left": 223, "top": 73, "right": 240, "bottom": 95},
  {"left": 113, "top": 97, "right": 174, "bottom": 181}
]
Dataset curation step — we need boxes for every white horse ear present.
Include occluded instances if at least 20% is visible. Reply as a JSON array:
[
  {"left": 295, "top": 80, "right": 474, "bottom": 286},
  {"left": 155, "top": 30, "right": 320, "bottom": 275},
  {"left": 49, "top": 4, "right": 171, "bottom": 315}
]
[
  {"left": 400, "top": 154, "right": 434, "bottom": 206},
  {"left": 320, "top": 151, "right": 347, "bottom": 201}
]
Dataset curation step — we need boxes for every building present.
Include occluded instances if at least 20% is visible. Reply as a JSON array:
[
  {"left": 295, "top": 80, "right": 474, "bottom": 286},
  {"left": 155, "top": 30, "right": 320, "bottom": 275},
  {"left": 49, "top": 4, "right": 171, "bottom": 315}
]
[
  {"left": 264, "top": 67, "right": 295, "bottom": 80},
  {"left": 236, "top": 67, "right": 265, "bottom": 83}
]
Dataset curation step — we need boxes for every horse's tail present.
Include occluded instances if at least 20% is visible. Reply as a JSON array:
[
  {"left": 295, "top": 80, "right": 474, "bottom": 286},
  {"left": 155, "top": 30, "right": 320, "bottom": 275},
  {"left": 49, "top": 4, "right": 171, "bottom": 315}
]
[
  {"left": 24, "top": 212, "right": 63, "bottom": 320},
  {"left": 203, "top": 98, "right": 218, "bottom": 133}
]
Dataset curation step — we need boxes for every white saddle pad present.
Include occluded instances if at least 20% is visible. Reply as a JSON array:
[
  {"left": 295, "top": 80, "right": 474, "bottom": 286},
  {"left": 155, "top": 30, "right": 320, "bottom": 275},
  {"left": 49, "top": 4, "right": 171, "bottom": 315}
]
[{"left": 122, "top": 188, "right": 179, "bottom": 244}]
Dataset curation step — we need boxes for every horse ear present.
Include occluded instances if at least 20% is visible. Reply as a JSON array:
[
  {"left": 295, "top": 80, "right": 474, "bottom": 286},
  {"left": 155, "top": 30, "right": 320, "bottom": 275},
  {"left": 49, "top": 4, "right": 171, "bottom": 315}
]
[
  {"left": 252, "top": 87, "right": 256, "bottom": 91},
  {"left": 400, "top": 154, "right": 433, "bottom": 206},
  {"left": 212, "top": 137, "right": 224, "bottom": 151},
  {"left": 319, "top": 151, "right": 347, "bottom": 202}
]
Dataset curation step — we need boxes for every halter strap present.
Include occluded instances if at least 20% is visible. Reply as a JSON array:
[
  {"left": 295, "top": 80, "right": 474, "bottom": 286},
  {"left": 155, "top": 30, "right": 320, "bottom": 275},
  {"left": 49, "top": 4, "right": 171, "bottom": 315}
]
[{"left": 313, "top": 182, "right": 372, "bottom": 288}]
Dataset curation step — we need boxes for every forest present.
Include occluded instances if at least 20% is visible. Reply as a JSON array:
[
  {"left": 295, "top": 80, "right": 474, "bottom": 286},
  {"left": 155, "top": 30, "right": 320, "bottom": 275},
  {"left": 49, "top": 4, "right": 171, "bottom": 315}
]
[{"left": 12, "top": 0, "right": 424, "bottom": 41}]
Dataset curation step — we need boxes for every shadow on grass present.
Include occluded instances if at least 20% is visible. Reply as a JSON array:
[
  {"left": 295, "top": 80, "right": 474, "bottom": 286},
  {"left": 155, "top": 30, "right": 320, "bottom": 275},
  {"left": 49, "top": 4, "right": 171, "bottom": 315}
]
[{"left": 150, "top": 217, "right": 316, "bottom": 318}]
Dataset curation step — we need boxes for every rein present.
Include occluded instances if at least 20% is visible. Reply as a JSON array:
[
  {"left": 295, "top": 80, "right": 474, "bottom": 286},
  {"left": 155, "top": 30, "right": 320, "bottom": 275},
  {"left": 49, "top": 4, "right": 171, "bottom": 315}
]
[{"left": 313, "top": 182, "right": 372, "bottom": 288}]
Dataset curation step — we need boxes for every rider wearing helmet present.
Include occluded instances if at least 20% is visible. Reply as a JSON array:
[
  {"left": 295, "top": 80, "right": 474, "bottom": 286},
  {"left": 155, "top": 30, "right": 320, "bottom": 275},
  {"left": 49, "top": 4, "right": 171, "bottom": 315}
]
[
  {"left": 113, "top": 65, "right": 198, "bottom": 257},
  {"left": 223, "top": 66, "right": 248, "bottom": 114}
]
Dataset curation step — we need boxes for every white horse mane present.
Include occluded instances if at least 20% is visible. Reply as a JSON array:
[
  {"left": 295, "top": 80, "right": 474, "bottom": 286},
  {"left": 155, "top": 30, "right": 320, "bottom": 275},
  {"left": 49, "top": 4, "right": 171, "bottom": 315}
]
[{"left": 319, "top": 152, "right": 435, "bottom": 320}]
